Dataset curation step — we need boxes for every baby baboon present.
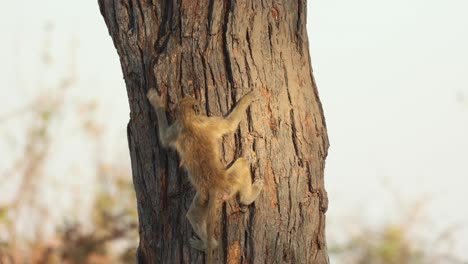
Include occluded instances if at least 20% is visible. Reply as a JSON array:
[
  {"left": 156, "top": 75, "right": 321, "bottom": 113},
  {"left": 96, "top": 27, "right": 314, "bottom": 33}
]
[{"left": 147, "top": 89, "right": 263, "bottom": 263}]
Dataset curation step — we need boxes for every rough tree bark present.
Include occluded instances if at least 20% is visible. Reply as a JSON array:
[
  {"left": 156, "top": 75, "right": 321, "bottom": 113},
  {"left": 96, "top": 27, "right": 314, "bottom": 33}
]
[{"left": 98, "top": 0, "right": 329, "bottom": 263}]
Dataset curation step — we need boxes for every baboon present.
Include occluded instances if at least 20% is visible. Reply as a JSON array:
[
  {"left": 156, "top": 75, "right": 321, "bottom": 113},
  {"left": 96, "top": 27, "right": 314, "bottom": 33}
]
[{"left": 147, "top": 89, "right": 263, "bottom": 263}]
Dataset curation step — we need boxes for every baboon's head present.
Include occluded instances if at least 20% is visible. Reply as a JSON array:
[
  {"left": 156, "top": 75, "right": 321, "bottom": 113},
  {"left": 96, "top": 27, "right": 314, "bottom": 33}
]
[{"left": 176, "top": 97, "right": 204, "bottom": 123}]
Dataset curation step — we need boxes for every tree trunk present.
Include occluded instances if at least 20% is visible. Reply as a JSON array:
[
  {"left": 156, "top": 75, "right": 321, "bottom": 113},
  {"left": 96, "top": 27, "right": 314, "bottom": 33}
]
[{"left": 98, "top": 0, "right": 329, "bottom": 263}]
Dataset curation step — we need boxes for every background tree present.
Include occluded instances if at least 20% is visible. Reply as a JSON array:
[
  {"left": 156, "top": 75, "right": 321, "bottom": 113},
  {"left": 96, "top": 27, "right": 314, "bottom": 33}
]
[{"left": 98, "top": 0, "right": 329, "bottom": 263}]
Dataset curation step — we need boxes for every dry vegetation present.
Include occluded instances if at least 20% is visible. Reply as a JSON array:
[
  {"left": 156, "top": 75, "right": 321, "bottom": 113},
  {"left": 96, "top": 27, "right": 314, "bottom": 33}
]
[
  {"left": 330, "top": 199, "right": 466, "bottom": 264},
  {"left": 0, "top": 33, "right": 137, "bottom": 263},
  {"left": 0, "top": 91, "right": 138, "bottom": 263}
]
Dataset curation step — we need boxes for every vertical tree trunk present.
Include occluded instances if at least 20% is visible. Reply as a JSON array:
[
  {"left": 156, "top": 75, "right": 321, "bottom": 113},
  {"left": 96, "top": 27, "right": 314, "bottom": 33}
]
[{"left": 98, "top": 0, "right": 329, "bottom": 263}]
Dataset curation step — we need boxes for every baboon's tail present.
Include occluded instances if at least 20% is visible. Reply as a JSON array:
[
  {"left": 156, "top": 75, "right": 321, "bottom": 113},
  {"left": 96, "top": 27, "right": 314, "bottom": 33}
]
[{"left": 206, "top": 189, "right": 221, "bottom": 264}]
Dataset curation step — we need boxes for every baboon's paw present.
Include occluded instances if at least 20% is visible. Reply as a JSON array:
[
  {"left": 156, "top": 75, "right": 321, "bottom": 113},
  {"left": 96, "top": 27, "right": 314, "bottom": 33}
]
[
  {"left": 253, "top": 178, "right": 264, "bottom": 189},
  {"left": 189, "top": 237, "right": 206, "bottom": 252}
]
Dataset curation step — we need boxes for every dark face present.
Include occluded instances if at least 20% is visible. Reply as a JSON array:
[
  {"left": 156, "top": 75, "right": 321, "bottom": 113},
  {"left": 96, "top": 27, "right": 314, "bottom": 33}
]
[
  {"left": 192, "top": 102, "right": 201, "bottom": 115},
  {"left": 177, "top": 97, "right": 204, "bottom": 120}
]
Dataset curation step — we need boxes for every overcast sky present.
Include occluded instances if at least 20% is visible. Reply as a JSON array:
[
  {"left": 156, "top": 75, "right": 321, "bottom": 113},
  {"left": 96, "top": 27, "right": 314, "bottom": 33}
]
[{"left": 1, "top": 0, "right": 467, "bottom": 260}]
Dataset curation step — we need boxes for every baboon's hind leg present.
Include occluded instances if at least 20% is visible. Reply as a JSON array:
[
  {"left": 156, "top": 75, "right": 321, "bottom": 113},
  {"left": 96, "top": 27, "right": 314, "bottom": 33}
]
[
  {"left": 227, "top": 157, "right": 264, "bottom": 205},
  {"left": 186, "top": 193, "right": 209, "bottom": 251},
  {"left": 186, "top": 192, "right": 219, "bottom": 251}
]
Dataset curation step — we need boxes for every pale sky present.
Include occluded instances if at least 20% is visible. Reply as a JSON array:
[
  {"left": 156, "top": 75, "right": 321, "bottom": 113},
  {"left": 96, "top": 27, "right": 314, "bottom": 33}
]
[
  {"left": 1, "top": 0, "right": 467, "bottom": 261},
  {"left": 308, "top": 0, "right": 468, "bottom": 259}
]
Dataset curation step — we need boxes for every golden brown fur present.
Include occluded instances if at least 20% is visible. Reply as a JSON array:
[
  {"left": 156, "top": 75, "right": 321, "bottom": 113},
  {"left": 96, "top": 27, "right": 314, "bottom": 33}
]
[{"left": 147, "top": 89, "right": 263, "bottom": 263}]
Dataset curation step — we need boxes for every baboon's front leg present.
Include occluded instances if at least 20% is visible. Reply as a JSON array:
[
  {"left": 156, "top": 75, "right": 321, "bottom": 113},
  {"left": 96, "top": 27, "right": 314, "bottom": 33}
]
[
  {"left": 227, "top": 158, "right": 264, "bottom": 205},
  {"left": 223, "top": 91, "right": 257, "bottom": 132},
  {"left": 207, "top": 91, "right": 258, "bottom": 137},
  {"left": 146, "top": 88, "right": 180, "bottom": 148}
]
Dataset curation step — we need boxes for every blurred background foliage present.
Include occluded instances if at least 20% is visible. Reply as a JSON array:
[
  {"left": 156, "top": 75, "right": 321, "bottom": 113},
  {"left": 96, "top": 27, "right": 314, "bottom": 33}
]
[
  {"left": 0, "top": 28, "right": 137, "bottom": 263},
  {"left": 329, "top": 199, "right": 465, "bottom": 264}
]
